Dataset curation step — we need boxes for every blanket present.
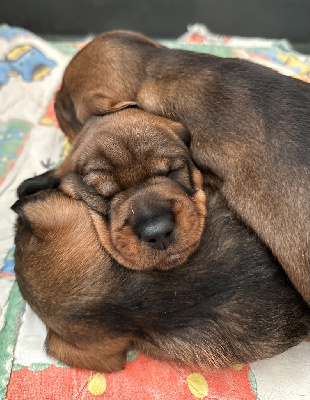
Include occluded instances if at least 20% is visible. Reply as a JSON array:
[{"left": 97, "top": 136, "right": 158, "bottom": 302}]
[{"left": 0, "top": 24, "right": 309, "bottom": 400}]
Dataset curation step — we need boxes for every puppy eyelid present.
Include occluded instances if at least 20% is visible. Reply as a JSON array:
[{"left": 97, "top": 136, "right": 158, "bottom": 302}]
[
  {"left": 83, "top": 172, "right": 120, "bottom": 198},
  {"left": 97, "top": 181, "right": 120, "bottom": 198}
]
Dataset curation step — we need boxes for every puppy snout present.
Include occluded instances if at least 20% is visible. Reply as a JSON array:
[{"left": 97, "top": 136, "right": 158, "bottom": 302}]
[{"left": 133, "top": 210, "right": 175, "bottom": 250}]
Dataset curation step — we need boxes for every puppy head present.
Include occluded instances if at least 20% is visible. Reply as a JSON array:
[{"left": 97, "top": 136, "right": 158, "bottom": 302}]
[
  {"left": 58, "top": 109, "right": 206, "bottom": 271},
  {"left": 18, "top": 109, "right": 206, "bottom": 271},
  {"left": 54, "top": 30, "right": 162, "bottom": 138}
]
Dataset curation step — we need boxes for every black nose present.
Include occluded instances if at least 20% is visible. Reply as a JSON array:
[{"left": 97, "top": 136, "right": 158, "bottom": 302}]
[{"left": 133, "top": 211, "right": 175, "bottom": 250}]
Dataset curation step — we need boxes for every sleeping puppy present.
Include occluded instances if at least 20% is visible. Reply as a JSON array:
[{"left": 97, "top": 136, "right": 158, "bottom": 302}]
[
  {"left": 12, "top": 186, "right": 309, "bottom": 372},
  {"left": 54, "top": 30, "right": 310, "bottom": 304},
  {"left": 18, "top": 109, "right": 206, "bottom": 271}
]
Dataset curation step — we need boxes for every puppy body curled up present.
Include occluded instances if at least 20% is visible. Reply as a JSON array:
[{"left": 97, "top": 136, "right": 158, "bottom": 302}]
[
  {"left": 12, "top": 185, "right": 309, "bottom": 373},
  {"left": 54, "top": 30, "right": 310, "bottom": 304}
]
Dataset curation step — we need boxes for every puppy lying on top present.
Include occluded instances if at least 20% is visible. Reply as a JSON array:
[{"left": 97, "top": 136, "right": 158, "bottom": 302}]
[
  {"left": 13, "top": 110, "right": 309, "bottom": 372},
  {"left": 52, "top": 30, "right": 310, "bottom": 304}
]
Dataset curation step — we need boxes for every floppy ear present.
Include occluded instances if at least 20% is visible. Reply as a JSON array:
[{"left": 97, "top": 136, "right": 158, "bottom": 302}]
[
  {"left": 75, "top": 91, "right": 137, "bottom": 124},
  {"left": 17, "top": 170, "right": 60, "bottom": 199},
  {"left": 12, "top": 190, "right": 62, "bottom": 238},
  {"left": 11, "top": 196, "right": 34, "bottom": 233},
  {"left": 54, "top": 90, "right": 83, "bottom": 142},
  {"left": 12, "top": 191, "right": 69, "bottom": 241}
]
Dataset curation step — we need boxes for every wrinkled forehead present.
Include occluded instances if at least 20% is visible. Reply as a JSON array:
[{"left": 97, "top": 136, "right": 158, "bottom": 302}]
[
  {"left": 109, "top": 131, "right": 184, "bottom": 163},
  {"left": 83, "top": 116, "right": 189, "bottom": 168}
]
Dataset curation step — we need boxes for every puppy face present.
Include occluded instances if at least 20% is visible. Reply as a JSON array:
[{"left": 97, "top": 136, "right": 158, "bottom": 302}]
[{"left": 18, "top": 109, "right": 206, "bottom": 271}]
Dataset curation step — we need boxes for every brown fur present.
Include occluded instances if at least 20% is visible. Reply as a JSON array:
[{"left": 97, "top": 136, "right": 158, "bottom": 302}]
[
  {"left": 13, "top": 188, "right": 309, "bottom": 372},
  {"left": 18, "top": 109, "right": 206, "bottom": 271},
  {"left": 54, "top": 30, "right": 310, "bottom": 304}
]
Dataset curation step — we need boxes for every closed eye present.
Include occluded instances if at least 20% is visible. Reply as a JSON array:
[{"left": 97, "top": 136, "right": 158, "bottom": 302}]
[
  {"left": 83, "top": 171, "right": 120, "bottom": 199},
  {"left": 167, "top": 162, "right": 196, "bottom": 196}
]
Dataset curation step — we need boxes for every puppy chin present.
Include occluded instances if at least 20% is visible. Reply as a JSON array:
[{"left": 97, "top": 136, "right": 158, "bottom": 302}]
[
  {"left": 113, "top": 243, "right": 199, "bottom": 271},
  {"left": 115, "top": 239, "right": 200, "bottom": 271},
  {"left": 149, "top": 245, "right": 200, "bottom": 271}
]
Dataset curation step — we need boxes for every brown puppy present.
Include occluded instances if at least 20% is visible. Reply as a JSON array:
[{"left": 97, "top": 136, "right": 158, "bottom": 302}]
[
  {"left": 18, "top": 109, "right": 206, "bottom": 271},
  {"left": 54, "top": 30, "right": 310, "bottom": 304},
  {"left": 12, "top": 186, "right": 309, "bottom": 372}
]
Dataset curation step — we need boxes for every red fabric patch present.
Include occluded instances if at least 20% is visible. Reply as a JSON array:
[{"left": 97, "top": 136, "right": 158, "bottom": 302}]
[{"left": 7, "top": 355, "right": 256, "bottom": 399}]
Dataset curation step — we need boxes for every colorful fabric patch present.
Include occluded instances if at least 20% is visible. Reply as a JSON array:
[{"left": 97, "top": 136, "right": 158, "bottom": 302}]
[
  {"left": 7, "top": 356, "right": 257, "bottom": 400},
  {"left": 1, "top": 246, "right": 15, "bottom": 275},
  {"left": 0, "top": 25, "right": 31, "bottom": 41},
  {"left": 48, "top": 40, "right": 89, "bottom": 56},
  {"left": 40, "top": 94, "right": 59, "bottom": 127},
  {"left": 0, "top": 283, "right": 24, "bottom": 399},
  {"left": 0, "top": 120, "right": 32, "bottom": 186},
  {"left": 0, "top": 45, "right": 56, "bottom": 86}
]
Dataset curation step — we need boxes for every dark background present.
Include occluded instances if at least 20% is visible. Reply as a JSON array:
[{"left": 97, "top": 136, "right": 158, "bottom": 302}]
[{"left": 1, "top": 0, "right": 310, "bottom": 53}]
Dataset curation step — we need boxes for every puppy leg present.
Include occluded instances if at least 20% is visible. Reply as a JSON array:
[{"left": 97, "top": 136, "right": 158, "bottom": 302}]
[{"left": 46, "top": 329, "right": 129, "bottom": 372}]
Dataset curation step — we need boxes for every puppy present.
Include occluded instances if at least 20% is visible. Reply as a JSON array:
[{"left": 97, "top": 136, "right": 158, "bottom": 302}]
[
  {"left": 12, "top": 186, "right": 309, "bottom": 372},
  {"left": 18, "top": 109, "right": 206, "bottom": 271},
  {"left": 54, "top": 30, "right": 310, "bottom": 304}
]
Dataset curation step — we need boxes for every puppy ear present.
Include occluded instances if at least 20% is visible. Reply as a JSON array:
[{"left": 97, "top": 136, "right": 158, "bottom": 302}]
[
  {"left": 11, "top": 197, "right": 34, "bottom": 232},
  {"left": 11, "top": 197, "right": 29, "bottom": 214},
  {"left": 17, "top": 171, "right": 60, "bottom": 199},
  {"left": 76, "top": 91, "right": 137, "bottom": 124},
  {"left": 54, "top": 90, "right": 83, "bottom": 142},
  {"left": 12, "top": 190, "right": 81, "bottom": 240},
  {"left": 12, "top": 192, "right": 55, "bottom": 236}
]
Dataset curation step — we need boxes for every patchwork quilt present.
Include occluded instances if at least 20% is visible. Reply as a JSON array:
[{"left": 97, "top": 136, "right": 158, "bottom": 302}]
[{"left": 0, "top": 23, "right": 309, "bottom": 400}]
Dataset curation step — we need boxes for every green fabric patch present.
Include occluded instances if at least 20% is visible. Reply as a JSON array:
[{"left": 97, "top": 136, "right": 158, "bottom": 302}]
[
  {"left": 248, "top": 369, "right": 258, "bottom": 396},
  {"left": 28, "top": 363, "right": 52, "bottom": 372},
  {"left": 56, "top": 360, "right": 70, "bottom": 368},
  {"left": 127, "top": 351, "right": 139, "bottom": 362},
  {"left": 0, "top": 282, "right": 25, "bottom": 398},
  {"left": 0, "top": 120, "right": 32, "bottom": 180},
  {"left": 160, "top": 40, "right": 235, "bottom": 57},
  {"left": 11, "top": 363, "right": 23, "bottom": 372}
]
